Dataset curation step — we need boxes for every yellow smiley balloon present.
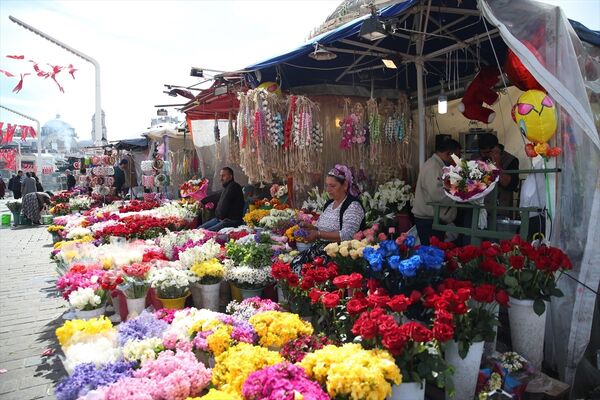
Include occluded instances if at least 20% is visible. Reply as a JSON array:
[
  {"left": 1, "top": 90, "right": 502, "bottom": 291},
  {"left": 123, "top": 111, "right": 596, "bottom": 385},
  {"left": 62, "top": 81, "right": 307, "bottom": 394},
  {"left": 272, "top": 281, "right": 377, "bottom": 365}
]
[
  {"left": 257, "top": 81, "right": 282, "bottom": 97},
  {"left": 511, "top": 89, "right": 557, "bottom": 144}
]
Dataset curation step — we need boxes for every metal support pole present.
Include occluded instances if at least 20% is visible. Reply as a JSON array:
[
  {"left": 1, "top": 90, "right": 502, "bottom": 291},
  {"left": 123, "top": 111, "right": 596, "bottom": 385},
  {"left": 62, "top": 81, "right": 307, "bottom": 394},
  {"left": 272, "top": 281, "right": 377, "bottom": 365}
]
[
  {"left": 416, "top": 60, "right": 426, "bottom": 166},
  {"left": 9, "top": 16, "right": 105, "bottom": 145}
]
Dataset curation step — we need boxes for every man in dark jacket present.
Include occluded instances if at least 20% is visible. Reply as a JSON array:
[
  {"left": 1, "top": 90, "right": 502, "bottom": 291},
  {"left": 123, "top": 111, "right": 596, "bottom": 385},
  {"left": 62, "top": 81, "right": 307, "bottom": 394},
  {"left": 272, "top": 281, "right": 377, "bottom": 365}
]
[
  {"left": 66, "top": 169, "right": 76, "bottom": 190},
  {"left": 8, "top": 171, "right": 23, "bottom": 199},
  {"left": 200, "top": 167, "right": 245, "bottom": 232}
]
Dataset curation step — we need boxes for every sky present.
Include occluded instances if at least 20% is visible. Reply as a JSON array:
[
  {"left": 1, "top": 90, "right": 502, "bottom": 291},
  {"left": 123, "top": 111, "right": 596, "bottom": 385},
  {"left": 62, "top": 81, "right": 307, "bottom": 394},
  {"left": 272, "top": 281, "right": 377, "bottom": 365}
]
[{"left": 0, "top": 0, "right": 598, "bottom": 142}]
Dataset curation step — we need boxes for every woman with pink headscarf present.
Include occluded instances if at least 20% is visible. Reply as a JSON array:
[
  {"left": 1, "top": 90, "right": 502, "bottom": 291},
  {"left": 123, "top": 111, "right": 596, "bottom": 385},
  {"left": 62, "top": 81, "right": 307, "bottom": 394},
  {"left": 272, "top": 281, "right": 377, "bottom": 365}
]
[{"left": 305, "top": 164, "right": 365, "bottom": 243}]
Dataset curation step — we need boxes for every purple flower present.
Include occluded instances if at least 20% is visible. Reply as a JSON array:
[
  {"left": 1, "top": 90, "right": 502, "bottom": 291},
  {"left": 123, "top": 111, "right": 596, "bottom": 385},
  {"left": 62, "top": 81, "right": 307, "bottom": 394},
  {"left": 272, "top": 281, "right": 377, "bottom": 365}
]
[
  {"left": 242, "top": 362, "right": 329, "bottom": 400},
  {"left": 55, "top": 361, "right": 135, "bottom": 400},
  {"left": 117, "top": 310, "right": 168, "bottom": 346}
]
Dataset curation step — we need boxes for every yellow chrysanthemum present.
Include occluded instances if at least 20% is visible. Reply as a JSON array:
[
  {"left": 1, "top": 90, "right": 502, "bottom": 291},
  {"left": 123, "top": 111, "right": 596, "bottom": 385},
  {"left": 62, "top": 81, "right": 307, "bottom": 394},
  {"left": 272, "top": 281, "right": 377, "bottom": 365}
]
[
  {"left": 212, "top": 343, "right": 283, "bottom": 396},
  {"left": 207, "top": 325, "right": 233, "bottom": 356},
  {"left": 188, "top": 316, "right": 222, "bottom": 337},
  {"left": 300, "top": 343, "right": 401, "bottom": 400},
  {"left": 242, "top": 209, "right": 270, "bottom": 227},
  {"left": 55, "top": 316, "right": 114, "bottom": 349},
  {"left": 191, "top": 258, "right": 225, "bottom": 281},
  {"left": 249, "top": 311, "right": 313, "bottom": 348}
]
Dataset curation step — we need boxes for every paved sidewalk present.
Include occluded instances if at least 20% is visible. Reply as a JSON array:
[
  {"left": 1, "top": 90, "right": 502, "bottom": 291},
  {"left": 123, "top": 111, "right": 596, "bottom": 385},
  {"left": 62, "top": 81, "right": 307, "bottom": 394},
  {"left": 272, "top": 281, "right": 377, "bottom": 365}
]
[{"left": 0, "top": 222, "right": 66, "bottom": 399}]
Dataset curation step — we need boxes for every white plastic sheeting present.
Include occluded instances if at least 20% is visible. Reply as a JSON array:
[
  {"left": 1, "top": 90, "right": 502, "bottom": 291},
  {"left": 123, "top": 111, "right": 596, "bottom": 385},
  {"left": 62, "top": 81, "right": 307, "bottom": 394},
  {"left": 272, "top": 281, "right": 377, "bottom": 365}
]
[{"left": 481, "top": 0, "right": 600, "bottom": 392}]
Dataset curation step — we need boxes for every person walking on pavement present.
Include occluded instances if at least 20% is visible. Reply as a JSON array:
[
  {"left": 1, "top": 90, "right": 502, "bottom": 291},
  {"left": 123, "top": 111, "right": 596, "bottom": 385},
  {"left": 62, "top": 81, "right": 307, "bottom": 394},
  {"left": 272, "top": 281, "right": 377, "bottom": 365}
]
[
  {"left": 65, "top": 169, "right": 76, "bottom": 190},
  {"left": 0, "top": 177, "right": 5, "bottom": 199},
  {"left": 9, "top": 171, "right": 23, "bottom": 199},
  {"left": 21, "top": 172, "right": 37, "bottom": 197},
  {"left": 31, "top": 172, "right": 43, "bottom": 192}
]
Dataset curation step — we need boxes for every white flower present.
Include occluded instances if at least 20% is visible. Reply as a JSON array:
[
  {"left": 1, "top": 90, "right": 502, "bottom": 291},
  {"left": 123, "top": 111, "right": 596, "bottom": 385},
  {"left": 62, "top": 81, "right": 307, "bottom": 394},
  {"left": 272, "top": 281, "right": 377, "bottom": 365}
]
[
  {"left": 68, "top": 287, "right": 103, "bottom": 310},
  {"left": 224, "top": 263, "right": 272, "bottom": 287},
  {"left": 178, "top": 238, "right": 221, "bottom": 268},
  {"left": 148, "top": 266, "right": 196, "bottom": 292},
  {"left": 63, "top": 333, "right": 121, "bottom": 373},
  {"left": 163, "top": 308, "right": 218, "bottom": 341},
  {"left": 122, "top": 337, "right": 163, "bottom": 363},
  {"left": 66, "top": 227, "right": 93, "bottom": 240}
]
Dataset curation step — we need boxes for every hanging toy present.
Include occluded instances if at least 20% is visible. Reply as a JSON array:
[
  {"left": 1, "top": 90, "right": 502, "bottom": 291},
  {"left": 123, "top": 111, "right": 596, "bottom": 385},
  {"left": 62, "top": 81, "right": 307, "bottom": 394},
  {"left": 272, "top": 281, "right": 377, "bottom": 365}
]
[
  {"left": 458, "top": 66, "right": 500, "bottom": 124},
  {"left": 511, "top": 89, "right": 561, "bottom": 158},
  {"left": 257, "top": 81, "right": 282, "bottom": 97},
  {"left": 504, "top": 43, "right": 546, "bottom": 92}
]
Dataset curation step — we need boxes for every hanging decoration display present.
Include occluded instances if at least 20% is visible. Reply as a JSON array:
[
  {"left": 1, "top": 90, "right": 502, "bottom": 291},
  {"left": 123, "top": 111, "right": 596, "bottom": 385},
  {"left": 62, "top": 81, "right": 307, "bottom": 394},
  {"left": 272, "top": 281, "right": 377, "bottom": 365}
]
[
  {"left": 236, "top": 87, "right": 322, "bottom": 185},
  {"left": 0, "top": 148, "right": 17, "bottom": 170},
  {"left": 511, "top": 89, "right": 561, "bottom": 158},
  {"left": 458, "top": 66, "right": 500, "bottom": 124},
  {"left": 0, "top": 122, "right": 36, "bottom": 143},
  {"left": 0, "top": 55, "right": 77, "bottom": 93}
]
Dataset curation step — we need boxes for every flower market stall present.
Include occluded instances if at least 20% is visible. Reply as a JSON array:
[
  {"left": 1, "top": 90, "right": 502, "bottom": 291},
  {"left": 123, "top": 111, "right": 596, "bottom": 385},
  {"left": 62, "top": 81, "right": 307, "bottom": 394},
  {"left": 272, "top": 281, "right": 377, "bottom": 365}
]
[{"left": 42, "top": 1, "right": 600, "bottom": 399}]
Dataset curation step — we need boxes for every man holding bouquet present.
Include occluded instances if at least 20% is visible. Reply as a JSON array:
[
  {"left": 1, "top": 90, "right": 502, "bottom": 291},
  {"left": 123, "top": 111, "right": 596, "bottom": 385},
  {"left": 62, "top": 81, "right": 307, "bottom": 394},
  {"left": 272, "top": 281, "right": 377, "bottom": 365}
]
[{"left": 412, "top": 139, "right": 461, "bottom": 245}]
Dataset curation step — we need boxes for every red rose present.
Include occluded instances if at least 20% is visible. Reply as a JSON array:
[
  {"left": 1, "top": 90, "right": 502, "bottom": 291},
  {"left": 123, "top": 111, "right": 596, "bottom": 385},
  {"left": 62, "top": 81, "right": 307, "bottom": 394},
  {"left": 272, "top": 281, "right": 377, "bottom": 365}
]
[
  {"left": 271, "top": 261, "right": 292, "bottom": 279},
  {"left": 409, "top": 290, "right": 422, "bottom": 304},
  {"left": 353, "top": 319, "right": 378, "bottom": 340},
  {"left": 313, "top": 268, "right": 329, "bottom": 284},
  {"left": 347, "top": 273, "right": 363, "bottom": 289},
  {"left": 495, "top": 289, "right": 510, "bottom": 307},
  {"left": 321, "top": 292, "right": 341, "bottom": 309},
  {"left": 300, "top": 277, "right": 315, "bottom": 291},
  {"left": 367, "top": 279, "right": 380, "bottom": 292},
  {"left": 326, "top": 265, "right": 339, "bottom": 280},
  {"left": 387, "top": 295, "right": 411, "bottom": 313},
  {"left": 367, "top": 293, "right": 391, "bottom": 308},
  {"left": 490, "top": 262, "right": 507, "bottom": 278},
  {"left": 313, "top": 256, "right": 324, "bottom": 266},
  {"left": 402, "top": 321, "right": 433, "bottom": 343},
  {"left": 347, "top": 298, "right": 369, "bottom": 315},
  {"left": 332, "top": 275, "right": 350, "bottom": 289},
  {"left": 309, "top": 288, "right": 324, "bottom": 304},
  {"left": 434, "top": 308, "right": 454, "bottom": 325},
  {"left": 381, "top": 327, "right": 409, "bottom": 355},
  {"left": 377, "top": 314, "right": 398, "bottom": 335},
  {"left": 287, "top": 274, "right": 299, "bottom": 287},
  {"left": 432, "top": 322, "right": 454, "bottom": 342},
  {"left": 453, "top": 302, "right": 468, "bottom": 315},
  {"left": 472, "top": 284, "right": 496, "bottom": 303},
  {"left": 509, "top": 255, "right": 525, "bottom": 270}
]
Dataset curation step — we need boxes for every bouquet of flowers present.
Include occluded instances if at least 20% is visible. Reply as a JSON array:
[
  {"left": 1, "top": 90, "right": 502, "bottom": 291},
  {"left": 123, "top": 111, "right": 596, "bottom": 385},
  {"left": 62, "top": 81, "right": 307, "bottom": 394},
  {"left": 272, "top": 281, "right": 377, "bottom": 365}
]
[
  {"left": 180, "top": 178, "right": 209, "bottom": 202},
  {"left": 280, "top": 334, "right": 332, "bottom": 363},
  {"left": 47, "top": 224, "right": 65, "bottom": 234},
  {"left": 324, "top": 239, "right": 369, "bottom": 274},
  {"left": 54, "top": 361, "right": 135, "bottom": 400},
  {"left": 122, "top": 337, "right": 164, "bottom": 363},
  {"left": 68, "top": 287, "right": 107, "bottom": 311},
  {"left": 51, "top": 191, "right": 72, "bottom": 204},
  {"left": 242, "top": 362, "right": 329, "bottom": 400},
  {"left": 300, "top": 343, "right": 401, "bottom": 400},
  {"left": 249, "top": 311, "right": 314, "bottom": 348},
  {"left": 119, "top": 263, "right": 152, "bottom": 299},
  {"left": 51, "top": 203, "right": 71, "bottom": 216},
  {"left": 148, "top": 266, "right": 196, "bottom": 299},
  {"left": 256, "top": 209, "right": 297, "bottom": 230},
  {"left": 225, "top": 241, "right": 273, "bottom": 269},
  {"left": 243, "top": 209, "right": 271, "bottom": 226},
  {"left": 301, "top": 187, "right": 330, "bottom": 213},
  {"left": 476, "top": 351, "right": 536, "bottom": 400},
  {"left": 225, "top": 297, "right": 281, "bottom": 320},
  {"left": 211, "top": 343, "right": 283, "bottom": 396},
  {"left": 442, "top": 154, "right": 500, "bottom": 201},
  {"left": 56, "top": 316, "right": 115, "bottom": 348},
  {"left": 117, "top": 199, "right": 161, "bottom": 213},
  {"left": 269, "top": 183, "right": 288, "bottom": 200},
  {"left": 190, "top": 314, "right": 257, "bottom": 357},
  {"left": 56, "top": 266, "right": 106, "bottom": 300},
  {"left": 190, "top": 258, "right": 225, "bottom": 285},
  {"left": 69, "top": 196, "right": 93, "bottom": 211},
  {"left": 179, "top": 238, "right": 223, "bottom": 268},
  {"left": 360, "top": 179, "right": 414, "bottom": 226},
  {"left": 224, "top": 262, "right": 273, "bottom": 290}
]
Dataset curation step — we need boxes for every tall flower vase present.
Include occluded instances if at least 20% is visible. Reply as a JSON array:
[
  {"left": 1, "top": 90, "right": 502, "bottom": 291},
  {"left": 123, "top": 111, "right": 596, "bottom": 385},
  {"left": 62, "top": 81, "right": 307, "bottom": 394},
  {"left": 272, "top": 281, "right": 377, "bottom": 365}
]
[
  {"left": 508, "top": 297, "right": 547, "bottom": 369},
  {"left": 199, "top": 282, "right": 221, "bottom": 311},
  {"left": 126, "top": 296, "right": 147, "bottom": 319},
  {"left": 389, "top": 380, "right": 425, "bottom": 400},
  {"left": 230, "top": 282, "right": 242, "bottom": 302},
  {"left": 444, "top": 340, "right": 484, "bottom": 400},
  {"left": 190, "top": 283, "right": 204, "bottom": 308},
  {"left": 239, "top": 287, "right": 263, "bottom": 299}
]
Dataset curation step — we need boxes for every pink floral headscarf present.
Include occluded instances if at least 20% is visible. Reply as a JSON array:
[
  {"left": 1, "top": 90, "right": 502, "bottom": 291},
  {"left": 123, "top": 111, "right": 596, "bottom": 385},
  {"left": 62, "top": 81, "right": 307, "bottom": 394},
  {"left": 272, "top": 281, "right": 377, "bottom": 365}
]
[{"left": 327, "top": 164, "right": 360, "bottom": 197}]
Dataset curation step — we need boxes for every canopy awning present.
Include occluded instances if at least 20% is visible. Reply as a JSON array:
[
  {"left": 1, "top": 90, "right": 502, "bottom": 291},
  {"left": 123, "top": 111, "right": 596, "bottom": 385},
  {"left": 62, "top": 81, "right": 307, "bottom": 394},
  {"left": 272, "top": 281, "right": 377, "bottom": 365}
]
[{"left": 113, "top": 138, "right": 148, "bottom": 151}]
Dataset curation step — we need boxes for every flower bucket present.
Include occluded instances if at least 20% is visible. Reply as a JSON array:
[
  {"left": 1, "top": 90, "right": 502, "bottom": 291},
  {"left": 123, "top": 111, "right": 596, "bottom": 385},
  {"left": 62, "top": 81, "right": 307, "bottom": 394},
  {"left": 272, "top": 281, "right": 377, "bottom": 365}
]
[
  {"left": 1, "top": 214, "right": 11, "bottom": 228},
  {"left": 126, "top": 297, "right": 147, "bottom": 319},
  {"left": 239, "top": 287, "right": 263, "bottom": 300},
  {"left": 41, "top": 214, "right": 53, "bottom": 225},
  {"left": 389, "top": 380, "right": 425, "bottom": 400},
  {"left": 444, "top": 340, "right": 484, "bottom": 400},
  {"left": 200, "top": 282, "right": 221, "bottom": 311},
  {"left": 230, "top": 282, "right": 243, "bottom": 302},
  {"left": 158, "top": 293, "right": 190, "bottom": 310},
  {"left": 75, "top": 305, "right": 106, "bottom": 320},
  {"left": 296, "top": 242, "right": 311, "bottom": 252},
  {"left": 190, "top": 283, "right": 203, "bottom": 308},
  {"left": 508, "top": 297, "right": 547, "bottom": 369},
  {"left": 51, "top": 232, "right": 62, "bottom": 244},
  {"left": 11, "top": 212, "right": 20, "bottom": 226},
  {"left": 276, "top": 285, "right": 287, "bottom": 306}
]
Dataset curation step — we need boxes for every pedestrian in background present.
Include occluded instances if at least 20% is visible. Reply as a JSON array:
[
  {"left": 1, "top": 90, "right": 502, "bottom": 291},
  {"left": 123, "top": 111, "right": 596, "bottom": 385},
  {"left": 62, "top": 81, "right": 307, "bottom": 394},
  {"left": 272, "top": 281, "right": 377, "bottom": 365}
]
[{"left": 0, "top": 177, "right": 5, "bottom": 199}]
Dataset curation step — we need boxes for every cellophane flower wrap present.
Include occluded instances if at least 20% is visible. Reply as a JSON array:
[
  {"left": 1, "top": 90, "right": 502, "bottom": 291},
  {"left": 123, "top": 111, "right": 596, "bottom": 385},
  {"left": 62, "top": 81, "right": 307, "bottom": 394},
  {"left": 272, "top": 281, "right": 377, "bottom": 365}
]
[
  {"left": 300, "top": 343, "right": 401, "bottom": 400},
  {"left": 249, "top": 311, "right": 313, "bottom": 348},
  {"left": 442, "top": 154, "right": 500, "bottom": 201},
  {"left": 119, "top": 262, "right": 151, "bottom": 299},
  {"left": 149, "top": 266, "right": 196, "bottom": 299},
  {"left": 54, "top": 361, "right": 135, "bottom": 400},
  {"left": 103, "top": 350, "right": 211, "bottom": 400},
  {"left": 242, "top": 362, "right": 329, "bottom": 400},
  {"left": 211, "top": 343, "right": 283, "bottom": 396},
  {"left": 191, "top": 258, "right": 225, "bottom": 285}
]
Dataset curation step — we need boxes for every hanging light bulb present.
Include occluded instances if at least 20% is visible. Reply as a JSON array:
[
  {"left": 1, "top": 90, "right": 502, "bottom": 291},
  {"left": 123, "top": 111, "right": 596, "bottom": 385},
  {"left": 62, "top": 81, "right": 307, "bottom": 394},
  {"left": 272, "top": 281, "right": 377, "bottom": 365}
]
[{"left": 438, "top": 82, "right": 448, "bottom": 114}]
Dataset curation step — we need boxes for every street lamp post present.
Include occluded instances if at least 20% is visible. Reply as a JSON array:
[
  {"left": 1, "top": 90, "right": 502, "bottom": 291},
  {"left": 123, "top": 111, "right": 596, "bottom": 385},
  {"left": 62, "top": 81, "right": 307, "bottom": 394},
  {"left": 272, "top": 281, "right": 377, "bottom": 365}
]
[
  {"left": 9, "top": 16, "right": 106, "bottom": 145},
  {"left": 0, "top": 104, "right": 41, "bottom": 177}
]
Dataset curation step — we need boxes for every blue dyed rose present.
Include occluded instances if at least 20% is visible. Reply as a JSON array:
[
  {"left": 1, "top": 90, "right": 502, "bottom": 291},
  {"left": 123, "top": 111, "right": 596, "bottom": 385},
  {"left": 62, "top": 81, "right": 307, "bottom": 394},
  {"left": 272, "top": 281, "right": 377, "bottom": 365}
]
[
  {"left": 388, "top": 255, "right": 401, "bottom": 271},
  {"left": 416, "top": 246, "right": 445, "bottom": 270},
  {"left": 404, "top": 235, "right": 416, "bottom": 248},
  {"left": 363, "top": 247, "right": 385, "bottom": 272},
  {"left": 398, "top": 255, "right": 422, "bottom": 277},
  {"left": 380, "top": 240, "right": 400, "bottom": 257}
]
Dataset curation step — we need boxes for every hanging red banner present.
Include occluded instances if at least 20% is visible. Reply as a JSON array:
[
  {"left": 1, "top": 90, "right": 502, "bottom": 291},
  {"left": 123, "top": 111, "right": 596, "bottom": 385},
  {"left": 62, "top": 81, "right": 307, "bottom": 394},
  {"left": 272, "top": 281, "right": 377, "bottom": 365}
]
[{"left": 0, "top": 149, "right": 17, "bottom": 170}]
